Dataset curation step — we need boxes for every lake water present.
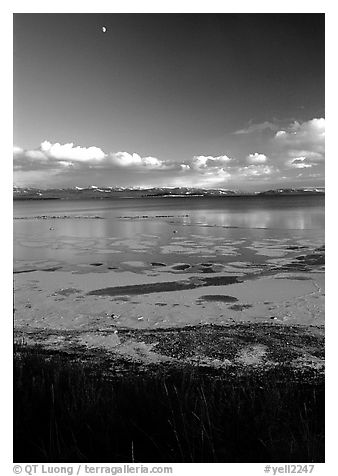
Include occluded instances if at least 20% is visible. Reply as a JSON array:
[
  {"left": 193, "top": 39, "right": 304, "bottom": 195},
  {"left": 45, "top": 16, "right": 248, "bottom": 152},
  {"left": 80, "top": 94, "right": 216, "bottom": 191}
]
[
  {"left": 14, "top": 195, "right": 324, "bottom": 271},
  {"left": 13, "top": 195, "right": 325, "bottom": 334}
]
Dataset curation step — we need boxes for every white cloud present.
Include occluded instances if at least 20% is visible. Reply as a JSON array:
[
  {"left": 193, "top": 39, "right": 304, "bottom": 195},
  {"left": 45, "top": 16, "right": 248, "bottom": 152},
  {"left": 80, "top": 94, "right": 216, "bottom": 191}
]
[
  {"left": 58, "top": 160, "right": 74, "bottom": 168},
  {"left": 178, "top": 155, "right": 277, "bottom": 187},
  {"left": 275, "top": 130, "right": 286, "bottom": 138},
  {"left": 247, "top": 153, "right": 268, "bottom": 164},
  {"left": 238, "top": 164, "right": 274, "bottom": 177},
  {"left": 40, "top": 141, "right": 106, "bottom": 161},
  {"left": 13, "top": 142, "right": 166, "bottom": 174},
  {"left": 190, "top": 155, "right": 232, "bottom": 172},
  {"left": 13, "top": 146, "right": 23, "bottom": 155},
  {"left": 275, "top": 118, "right": 325, "bottom": 154},
  {"left": 273, "top": 118, "right": 325, "bottom": 173},
  {"left": 111, "top": 151, "right": 164, "bottom": 169}
]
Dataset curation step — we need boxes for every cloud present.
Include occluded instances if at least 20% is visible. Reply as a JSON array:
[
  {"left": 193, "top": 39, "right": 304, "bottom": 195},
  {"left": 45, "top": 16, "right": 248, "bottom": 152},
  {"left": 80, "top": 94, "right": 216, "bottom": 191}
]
[
  {"left": 234, "top": 121, "right": 279, "bottom": 135},
  {"left": 13, "top": 121, "right": 324, "bottom": 190},
  {"left": 110, "top": 151, "right": 164, "bottom": 169},
  {"left": 288, "top": 157, "right": 313, "bottom": 169},
  {"left": 13, "top": 143, "right": 279, "bottom": 189},
  {"left": 40, "top": 141, "right": 106, "bottom": 161},
  {"left": 286, "top": 149, "right": 323, "bottom": 161},
  {"left": 238, "top": 164, "right": 275, "bottom": 177},
  {"left": 190, "top": 155, "right": 232, "bottom": 172},
  {"left": 275, "top": 118, "right": 325, "bottom": 154},
  {"left": 173, "top": 155, "right": 233, "bottom": 187},
  {"left": 14, "top": 141, "right": 107, "bottom": 171},
  {"left": 247, "top": 153, "right": 268, "bottom": 164},
  {"left": 25, "top": 150, "right": 48, "bottom": 160},
  {"left": 181, "top": 155, "right": 277, "bottom": 187},
  {"left": 13, "top": 141, "right": 167, "bottom": 173},
  {"left": 13, "top": 146, "right": 23, "bottom": 155},
  {"left": 273, "top": 118, "right": 325, "bottom": 172}
]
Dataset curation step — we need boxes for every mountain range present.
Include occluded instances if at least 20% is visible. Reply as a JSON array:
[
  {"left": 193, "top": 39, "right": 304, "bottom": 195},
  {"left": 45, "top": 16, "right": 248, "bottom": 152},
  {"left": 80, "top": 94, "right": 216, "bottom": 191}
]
[{"left": 13, "top": 186, "right": 325, "bottom": 200}]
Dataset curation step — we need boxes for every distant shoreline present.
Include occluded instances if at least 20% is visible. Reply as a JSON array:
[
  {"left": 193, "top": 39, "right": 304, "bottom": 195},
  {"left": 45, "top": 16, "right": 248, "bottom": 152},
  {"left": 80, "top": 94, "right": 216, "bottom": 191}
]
[{"left": 13, "top": 190, "right": 325, "bottom": 201}]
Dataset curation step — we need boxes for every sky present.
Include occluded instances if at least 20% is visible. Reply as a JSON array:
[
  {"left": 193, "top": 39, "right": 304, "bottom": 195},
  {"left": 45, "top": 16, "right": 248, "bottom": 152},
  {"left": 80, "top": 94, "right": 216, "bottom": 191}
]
[{"left": 13, "top": 13, "right": 325, "bottom": 190}]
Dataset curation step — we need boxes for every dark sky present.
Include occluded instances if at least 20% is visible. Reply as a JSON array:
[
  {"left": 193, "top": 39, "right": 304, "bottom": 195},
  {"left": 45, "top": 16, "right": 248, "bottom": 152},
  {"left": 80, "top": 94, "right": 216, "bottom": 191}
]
[{"left": 13, "top": 14, "right": 325, "bottom": 190}]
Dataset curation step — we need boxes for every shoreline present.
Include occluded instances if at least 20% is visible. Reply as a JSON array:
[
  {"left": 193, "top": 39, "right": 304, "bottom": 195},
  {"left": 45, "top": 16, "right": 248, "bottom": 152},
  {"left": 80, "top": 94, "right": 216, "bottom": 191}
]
[{"left": 14, "top": 321, "right": 324, "bottom": 380}]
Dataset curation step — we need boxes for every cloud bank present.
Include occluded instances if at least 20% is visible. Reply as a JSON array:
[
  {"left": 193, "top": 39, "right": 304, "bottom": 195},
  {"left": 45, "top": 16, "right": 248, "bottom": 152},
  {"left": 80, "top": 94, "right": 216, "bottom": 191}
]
[{"left": 13, "top": 118, "right": 324, "bottom": 190}]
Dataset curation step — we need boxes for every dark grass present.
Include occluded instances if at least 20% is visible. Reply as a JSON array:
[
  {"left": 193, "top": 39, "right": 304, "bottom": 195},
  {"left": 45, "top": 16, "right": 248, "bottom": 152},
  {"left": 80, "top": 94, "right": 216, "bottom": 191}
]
[{"left": 14, "top": 346, "right": 324, "bottom": 463}]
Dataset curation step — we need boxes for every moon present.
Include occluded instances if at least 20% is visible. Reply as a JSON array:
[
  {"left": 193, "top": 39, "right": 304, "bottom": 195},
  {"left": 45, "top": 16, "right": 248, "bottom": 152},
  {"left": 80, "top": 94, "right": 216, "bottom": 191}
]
[{"left": 102, "top": 26, "right": 107, "bottom": 33}]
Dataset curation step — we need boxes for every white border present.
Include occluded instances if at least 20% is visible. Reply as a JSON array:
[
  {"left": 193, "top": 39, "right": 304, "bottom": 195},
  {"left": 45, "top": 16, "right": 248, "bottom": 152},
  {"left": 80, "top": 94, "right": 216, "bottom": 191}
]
[{"left": 2, "top": 2, "right": 335, "bottom": 474}]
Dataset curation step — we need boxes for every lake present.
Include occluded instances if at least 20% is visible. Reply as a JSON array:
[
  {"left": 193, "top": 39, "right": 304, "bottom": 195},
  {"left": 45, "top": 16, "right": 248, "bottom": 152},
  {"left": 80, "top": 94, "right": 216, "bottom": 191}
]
[
  {"left": 14, "top": 195, "right": 324, "bottom": 268},
  {"left": 13, "top": 195, "right": 325, "bottom": 337}
]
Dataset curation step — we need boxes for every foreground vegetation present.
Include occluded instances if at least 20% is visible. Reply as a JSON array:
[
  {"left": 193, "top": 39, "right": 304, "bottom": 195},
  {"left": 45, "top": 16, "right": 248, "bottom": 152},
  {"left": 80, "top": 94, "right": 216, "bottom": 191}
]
[{"left": 14, "top": 345, "right": 324, "bottom": 463}]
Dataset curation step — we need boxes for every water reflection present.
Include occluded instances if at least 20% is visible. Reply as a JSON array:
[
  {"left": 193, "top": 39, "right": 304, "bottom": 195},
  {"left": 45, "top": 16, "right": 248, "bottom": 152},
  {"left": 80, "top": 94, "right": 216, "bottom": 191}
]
[
  {"left": 14, "top": 196, "right": 324, "bottom": 266},
  {"left": 192, "top": 208, "right": 324, "bottom": 230}
]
